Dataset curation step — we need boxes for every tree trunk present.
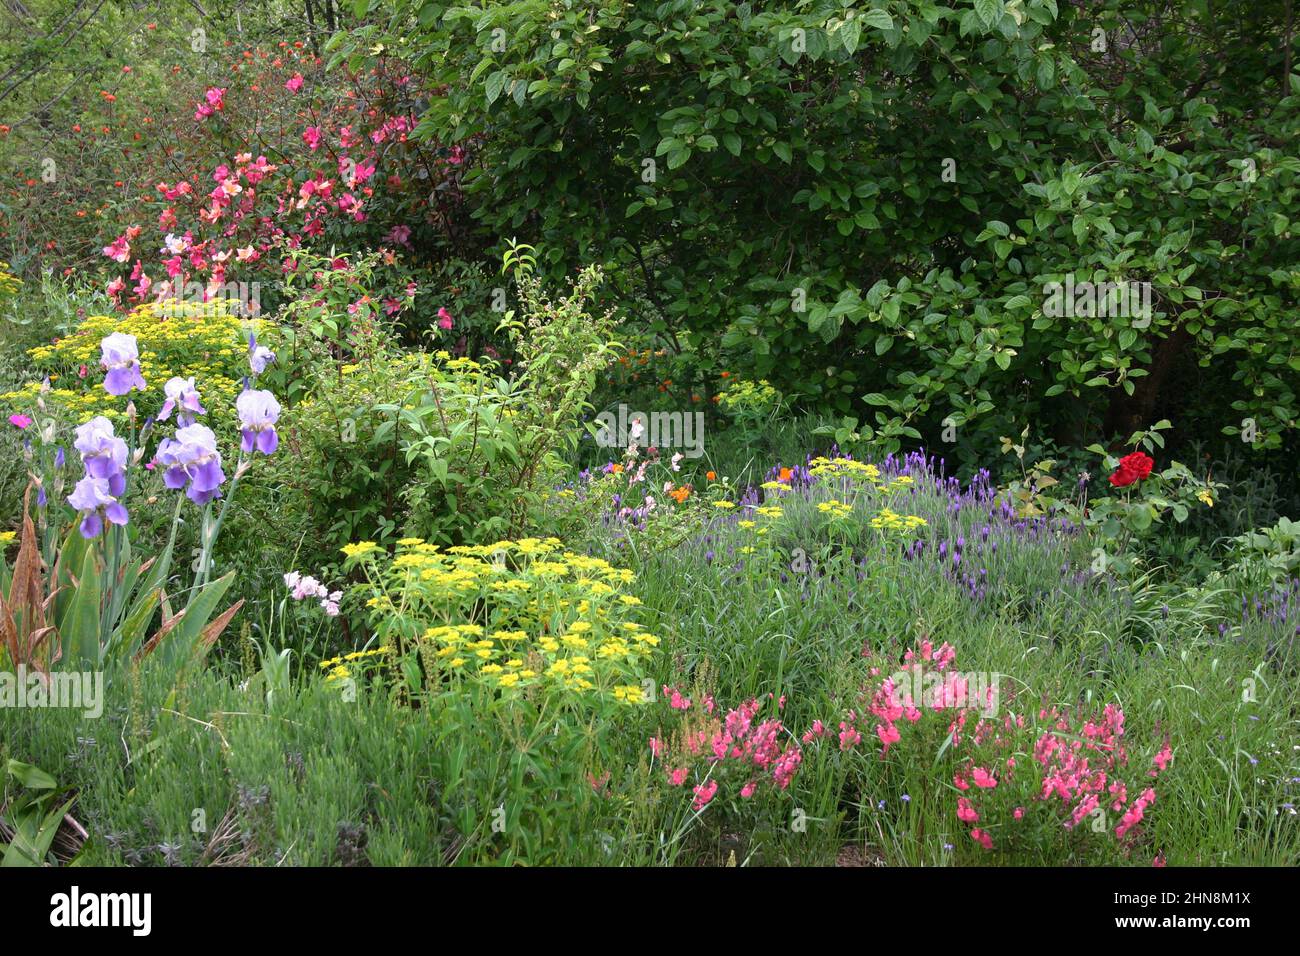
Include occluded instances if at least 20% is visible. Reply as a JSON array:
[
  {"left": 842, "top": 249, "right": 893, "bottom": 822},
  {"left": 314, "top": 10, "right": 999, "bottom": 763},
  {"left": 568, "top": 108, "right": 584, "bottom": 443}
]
[{"left": 1103, "top": 326, "right": 1193, "bottom": 445}]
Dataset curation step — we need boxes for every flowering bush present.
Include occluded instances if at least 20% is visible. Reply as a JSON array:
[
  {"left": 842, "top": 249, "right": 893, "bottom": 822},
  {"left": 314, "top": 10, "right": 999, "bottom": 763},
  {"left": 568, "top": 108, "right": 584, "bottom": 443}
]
[
  {"left": 825, "top": 640, "right": 1171, "bottom": 864},
  {"left": 997, "top": 422, "right": 1220, "bottom": 576},
  {"left": 1080, "top": 425, "right": 1221, "bottom": 575},
  {"left": 2, "top": 299, "right": 256, "bottom": 430},
  {"left": 650, "top": 688, "right": 805, "bottom": 813},
  {"left": 4, "top": 41, "right": 474, "bottom": 333},
  {"left": 340, "top": 536, "right": 657, "bottom": 708},
  {"left": 327, "top": 533, "right": 663, "bottom": 864},
  {"left": 717, "top": 377, "right": 783, "bottom": 429}
]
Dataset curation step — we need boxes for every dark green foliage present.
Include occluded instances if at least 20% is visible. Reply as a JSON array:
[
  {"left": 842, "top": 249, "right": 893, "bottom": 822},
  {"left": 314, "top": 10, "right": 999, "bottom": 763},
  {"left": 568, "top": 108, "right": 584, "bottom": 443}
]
[{"left": 335, "top": 0, "right": 1298, "bottom": 456}]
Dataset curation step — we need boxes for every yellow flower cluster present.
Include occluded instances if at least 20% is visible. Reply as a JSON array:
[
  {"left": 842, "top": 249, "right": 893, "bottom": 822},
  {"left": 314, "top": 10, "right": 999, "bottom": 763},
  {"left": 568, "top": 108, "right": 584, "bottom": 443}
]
[
  {"left": 0, "top": 261, "right": 21, "bottom": 300},
  {"left": 808, "top": 456, "right": 881, "bottom": 482},
  {"left": 342, "top": 536, "right": 657, "bottom": 705},
  {"left": 817, "top": 499, "right": 855, "bottom": 520},
  {"left": 869, "top": 508, "right": 929, "bottom": 532},
  {"left": 318, "top": 647, "right": 392, "bottom": 683},
  {"left": 717, "top": 378, "right": 781, "bottom": 416},
  {"left": 3, "top": 298, "right": 260, "bottom": 426}
]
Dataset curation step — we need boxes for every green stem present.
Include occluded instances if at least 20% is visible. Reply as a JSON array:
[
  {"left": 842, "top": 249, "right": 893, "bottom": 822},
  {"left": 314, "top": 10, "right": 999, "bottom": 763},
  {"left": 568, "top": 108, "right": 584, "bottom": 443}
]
[{"left": 195, "top": 457, "right": 248, "bottom": 594}]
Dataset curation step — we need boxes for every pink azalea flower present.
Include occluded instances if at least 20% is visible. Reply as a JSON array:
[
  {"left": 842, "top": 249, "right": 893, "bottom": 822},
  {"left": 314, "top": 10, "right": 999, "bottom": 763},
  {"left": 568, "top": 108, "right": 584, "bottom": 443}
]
[
  {"left": 285, "top": 73, "right": 304, "bottom": 93},
  {"left": 102, "top": 235, "right": 131, "bottom": 262},
  {"left": 8, "top": 414, "right": 32, "bottom": 429}
]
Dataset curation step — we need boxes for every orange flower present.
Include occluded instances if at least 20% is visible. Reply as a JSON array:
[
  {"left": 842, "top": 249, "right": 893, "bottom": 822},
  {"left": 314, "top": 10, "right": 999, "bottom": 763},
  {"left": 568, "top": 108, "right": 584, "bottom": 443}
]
[
  {"left": 706, "top": 471, "right": 717, "bottom": 481},
  {"left": 610, "top": 464, "right": 624, "bottom": 475},
  {"left": 669, "top": 486, "right": 691, "bottom": 504},
  {"left": 779, "top": 467, "right": 792, "bottom": 483}
]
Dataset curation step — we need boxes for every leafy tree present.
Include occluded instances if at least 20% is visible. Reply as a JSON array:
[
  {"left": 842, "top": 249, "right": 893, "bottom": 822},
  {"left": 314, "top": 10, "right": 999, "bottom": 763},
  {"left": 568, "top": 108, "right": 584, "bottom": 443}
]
[{"left": 335, "top": 0, "right": 1299, "bottom": 454}]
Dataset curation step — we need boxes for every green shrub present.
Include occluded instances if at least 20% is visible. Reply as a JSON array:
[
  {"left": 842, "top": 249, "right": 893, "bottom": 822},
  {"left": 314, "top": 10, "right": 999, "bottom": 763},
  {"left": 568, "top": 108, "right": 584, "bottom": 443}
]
[{"left": 340, "top": 0, "right": 1300, "bottom": 459}]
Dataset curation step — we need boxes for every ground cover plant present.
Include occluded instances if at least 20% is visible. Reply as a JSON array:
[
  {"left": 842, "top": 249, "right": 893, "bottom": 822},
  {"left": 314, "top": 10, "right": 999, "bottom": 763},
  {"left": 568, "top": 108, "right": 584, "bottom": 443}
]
[{"left": 0, "top": 0, "right": 1297, "bottom": 871}]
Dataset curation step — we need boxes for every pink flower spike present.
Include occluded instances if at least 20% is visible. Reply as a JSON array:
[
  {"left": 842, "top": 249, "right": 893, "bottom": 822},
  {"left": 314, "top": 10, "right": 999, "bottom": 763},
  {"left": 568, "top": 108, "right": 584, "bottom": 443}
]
[
  {"left": 971, "top": 767, "right": 998, "bottom": 789},
  {"left": 692, "top": 780, "right": 718, "bottom": 811}
]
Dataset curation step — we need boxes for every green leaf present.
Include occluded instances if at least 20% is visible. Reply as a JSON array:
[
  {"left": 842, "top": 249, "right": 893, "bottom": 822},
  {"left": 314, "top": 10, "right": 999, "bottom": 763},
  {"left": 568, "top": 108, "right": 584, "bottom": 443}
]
[
  {"left": 974, "top": 0, "right": 1001, "bottom": 29},
  {"left": 1036, "top": 57, "right": 1055, "bottom": 89},
  {"left": 6, "top": 760, "right": 57, "bottom": 790},
  {"left": 1129, "top": 506, "right": 1153, "bottom": 532},
  {"left": 111, "top": 586, "right": 162, "bottom": 660},
  {"left": 159, "top": 572, "right": 237, "bottom": 670},
  {"left": 861, "top": 9, "right": 895, "bottom": 31},
  {"left": 840, "top": 19, "right": 863, "bottom": 54},
  {"left": 62, "top": 547, "right": 102, "bottom": 669}
]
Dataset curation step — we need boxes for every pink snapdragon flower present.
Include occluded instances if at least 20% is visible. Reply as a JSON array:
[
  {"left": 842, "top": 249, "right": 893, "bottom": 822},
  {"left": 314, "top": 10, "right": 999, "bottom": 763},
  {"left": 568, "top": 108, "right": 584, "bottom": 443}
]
[{"left": 692, "top": 780, "right": 718, "bottom": 810}]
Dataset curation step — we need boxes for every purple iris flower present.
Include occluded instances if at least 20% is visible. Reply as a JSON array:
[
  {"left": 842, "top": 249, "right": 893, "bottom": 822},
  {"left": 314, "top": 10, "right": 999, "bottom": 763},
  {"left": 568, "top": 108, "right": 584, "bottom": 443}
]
[
  {"left": 67, "top": 475, "right": 128, "bottom": 538},
  {"left": 248, "top": 335, "right": 276, "bottom": 375},
  {"left": 99, "top": 332, "right": 146, "bottom": 396},
  {"left": 73, "top": 416, "right": 128, "bottom": 496},
  {"left": 236, "top": 388, "right": 280, "bottom": 455},
  {"left": 158, "top": 376, "right": 206, "bottom": 426},
  {"left": 156, "top": 423, "right": 226, "bottom": 503}
]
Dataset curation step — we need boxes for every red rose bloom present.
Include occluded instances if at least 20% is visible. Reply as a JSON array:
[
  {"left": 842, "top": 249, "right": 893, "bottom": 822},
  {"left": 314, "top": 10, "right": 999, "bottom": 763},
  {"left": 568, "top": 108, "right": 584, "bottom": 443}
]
[{"left": 1109, "top": 451, "right": 1155, "bottom": 488}]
